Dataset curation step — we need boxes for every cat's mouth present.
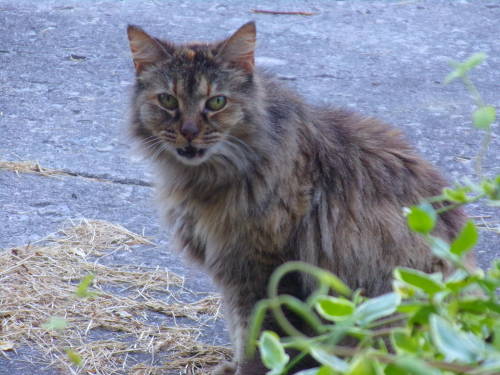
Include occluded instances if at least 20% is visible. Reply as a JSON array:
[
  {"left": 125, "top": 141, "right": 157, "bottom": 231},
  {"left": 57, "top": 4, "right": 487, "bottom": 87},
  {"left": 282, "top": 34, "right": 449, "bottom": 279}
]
[{"left": 176, "top": 145, "right": 206, "bottom": 159}]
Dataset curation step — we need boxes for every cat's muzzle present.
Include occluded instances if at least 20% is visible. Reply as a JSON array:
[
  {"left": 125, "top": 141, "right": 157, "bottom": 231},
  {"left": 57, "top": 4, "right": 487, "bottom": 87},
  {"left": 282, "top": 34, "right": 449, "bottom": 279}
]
[{"left": 176, "top": 145, "right": 206, "bottom": 159}]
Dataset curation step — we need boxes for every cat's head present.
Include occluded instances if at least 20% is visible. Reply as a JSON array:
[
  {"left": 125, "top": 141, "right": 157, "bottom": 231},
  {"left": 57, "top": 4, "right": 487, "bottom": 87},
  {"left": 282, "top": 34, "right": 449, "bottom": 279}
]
[{"left": 127, "top": 22, "right": 259, "bottom": 167}]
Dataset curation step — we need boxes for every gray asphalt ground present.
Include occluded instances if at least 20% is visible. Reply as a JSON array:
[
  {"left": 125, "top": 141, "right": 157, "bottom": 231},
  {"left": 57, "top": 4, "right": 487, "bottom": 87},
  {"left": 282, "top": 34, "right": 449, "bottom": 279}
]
[{"left": 1, "top": 0, "right": 499, "bottom": 374}]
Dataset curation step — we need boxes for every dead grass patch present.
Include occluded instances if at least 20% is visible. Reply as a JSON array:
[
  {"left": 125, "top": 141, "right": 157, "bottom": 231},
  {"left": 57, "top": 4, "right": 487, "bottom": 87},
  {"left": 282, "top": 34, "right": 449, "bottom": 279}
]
[{"left": 0, "top": 219, "right": 230, "bottom": 374}]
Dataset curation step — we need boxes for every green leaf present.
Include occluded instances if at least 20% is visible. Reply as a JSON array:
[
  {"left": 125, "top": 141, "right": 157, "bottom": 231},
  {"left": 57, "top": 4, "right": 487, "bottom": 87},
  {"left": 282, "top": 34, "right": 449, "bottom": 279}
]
[
  {"left": 386, "top": 357, "right": 441, "bottom": 375},
  {"left": 408, "top": 305, "right": 437, "bottom": 325},
  {"left": 316, "top": 366, "right": 335, "bottom": 375},
  {"left": 462, "top": 52, "right": 487, "bottom": 69},
  {"left": 427, "top": 236, "right": 459, "bottom": 263},
  {"left": 42, "top": 316, "right": 68, "bottom": 331},
  {"left": 492, "top": 323, "right": 500, "bottom": 351},
  {"left": 482, "top": 180, "right": 497, "bottom": 198},
  {"left": 75, "top": 274, "right": 96, "bottom": 298},
  {"left": 394, "top": 267, "right": 444, "bottom": 295},
  {"left": 473, "top": 106, "right": 496, "bottom": 130},
  {"left": 66, "top": 349, "right": 83, "bottom": 366},
  {"left": 489, "top": 176, "right": 500, "bottom": 200},
  {"left": 347, "top": 355, "right": 379, "bottom": 375},
  {"left": 354, "top": 293, "right": 401, "bottom": 326},
  {"left": 315, "top": 297, "right": 355, "bottom": 322},
  {"left": 444, "top": 53, "right": 487, "bottom": 84},
  {"left": 442, "top": 187, "right": 470, "bottom": 203},
  {"left": 407, "top": 204, "right": 436, "bottom": 234},
  {"left": 310, "top": 346, "right": 349, "bottom": 372},
  {"left": 397, "top": 302, "right": 423, "bottom": 314},
  {"left": 450, "top": 221, "right": 478, "bottom": 256},
  {"left": 489, "top": 259, "right": 500, "bottom": 280},
  {"left": 456, "top": 299, "right": 489, "bottom": 314},
  {"left": 444, "top": 69, "right": 462, "bottom": 85},
  {"left": 293, "top": 368, "right": 320, "bottom": 375},
  {"left": 429, "top": 314, "right": 484, "bottom": 363},
  {"left": 258, "top": 331, "right": 289, "bottom": 371},
  {"left": 393, "top": 279, "right": 416, "bottom": 298},
  {"left": 391, "top": 329, "right": 421, "bottom": 354}
]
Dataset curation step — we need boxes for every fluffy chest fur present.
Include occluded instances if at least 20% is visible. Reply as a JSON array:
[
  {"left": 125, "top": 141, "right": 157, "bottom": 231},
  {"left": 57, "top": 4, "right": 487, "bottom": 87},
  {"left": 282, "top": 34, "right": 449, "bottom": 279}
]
[{"left": 155, "top": 139, "right": 314, "bottom": 277}]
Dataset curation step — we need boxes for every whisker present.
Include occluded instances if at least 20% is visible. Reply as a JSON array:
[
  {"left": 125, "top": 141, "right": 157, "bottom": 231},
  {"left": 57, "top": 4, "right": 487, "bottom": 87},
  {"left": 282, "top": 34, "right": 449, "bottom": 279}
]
[
  {"left": 150, "top": 142, "right": 167, "bottom": 163},
  {"left": 141, "top": 137, "right": 165, "bottom": 154},
  {"left": 142, "top": 136, "right": 162, "bottom": 146}
]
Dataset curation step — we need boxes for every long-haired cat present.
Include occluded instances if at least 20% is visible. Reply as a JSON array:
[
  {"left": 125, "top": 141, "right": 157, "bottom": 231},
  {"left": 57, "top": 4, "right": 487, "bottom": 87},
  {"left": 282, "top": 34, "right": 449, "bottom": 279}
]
[{"left": 127, "top": 22, "right": 472, "bottom": 374}]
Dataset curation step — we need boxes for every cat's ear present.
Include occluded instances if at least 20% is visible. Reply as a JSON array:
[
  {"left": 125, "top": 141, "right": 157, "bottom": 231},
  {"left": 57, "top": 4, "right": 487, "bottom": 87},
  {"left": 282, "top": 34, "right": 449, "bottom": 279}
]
[
  {"left": 127, "top": 25, "right": 172, "bottom": 74},
  {"left": 216, "top": 22, "right": 256, "bottom": 73}
]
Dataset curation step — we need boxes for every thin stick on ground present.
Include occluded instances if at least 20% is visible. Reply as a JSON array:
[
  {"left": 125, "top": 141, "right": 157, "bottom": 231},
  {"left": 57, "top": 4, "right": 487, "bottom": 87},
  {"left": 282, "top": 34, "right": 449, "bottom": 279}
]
[{"left": 251, "top": 9, "right": 318, "bottom": 16}]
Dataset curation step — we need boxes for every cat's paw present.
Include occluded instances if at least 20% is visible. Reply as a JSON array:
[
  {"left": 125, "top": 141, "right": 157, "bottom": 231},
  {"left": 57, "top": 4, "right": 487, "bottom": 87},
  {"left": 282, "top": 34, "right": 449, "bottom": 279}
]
[{"left": 212, "top": 361, "right": 237, "bottom": 375}]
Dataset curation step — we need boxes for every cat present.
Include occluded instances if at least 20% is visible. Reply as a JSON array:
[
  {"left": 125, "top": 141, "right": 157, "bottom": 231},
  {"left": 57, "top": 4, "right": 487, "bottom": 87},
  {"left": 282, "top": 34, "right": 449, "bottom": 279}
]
[{"left": 126, "top": 22, "right": 472, "bottom": 374}]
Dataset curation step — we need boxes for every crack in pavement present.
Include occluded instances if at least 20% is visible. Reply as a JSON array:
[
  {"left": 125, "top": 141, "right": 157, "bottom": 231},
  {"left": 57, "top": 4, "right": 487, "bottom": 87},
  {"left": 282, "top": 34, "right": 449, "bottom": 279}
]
[
  {"left": 61, "top": 169, "right": 153, "bottom": 187},
  {"left": 0, "top": 160, "right": 153, "bottom": 188}
]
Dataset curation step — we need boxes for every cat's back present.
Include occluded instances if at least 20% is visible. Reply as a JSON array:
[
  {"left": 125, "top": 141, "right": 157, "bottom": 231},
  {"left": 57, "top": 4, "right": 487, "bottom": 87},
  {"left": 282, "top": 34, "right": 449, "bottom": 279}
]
[
  {"left": 310, "top": 105, "right": 446, "bottom": 198},
  {"left": 260, "top": 72, "right": 421, "bottom": 164}
]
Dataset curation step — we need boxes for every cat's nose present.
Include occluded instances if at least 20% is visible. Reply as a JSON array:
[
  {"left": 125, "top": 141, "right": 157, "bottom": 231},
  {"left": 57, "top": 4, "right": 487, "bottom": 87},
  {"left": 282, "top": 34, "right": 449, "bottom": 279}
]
[{"left": 180, "top": 121, "right": 200, "bottom": 141}]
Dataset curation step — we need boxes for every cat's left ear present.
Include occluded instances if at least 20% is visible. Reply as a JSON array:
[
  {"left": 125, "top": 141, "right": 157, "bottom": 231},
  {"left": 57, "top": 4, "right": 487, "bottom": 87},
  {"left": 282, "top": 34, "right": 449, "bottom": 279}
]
[
  {"left": 127, "top": 25, "right": 172, "bottom": 74},
  {"left": 216, "top": 22, "right": 256, "bottom": 73}
]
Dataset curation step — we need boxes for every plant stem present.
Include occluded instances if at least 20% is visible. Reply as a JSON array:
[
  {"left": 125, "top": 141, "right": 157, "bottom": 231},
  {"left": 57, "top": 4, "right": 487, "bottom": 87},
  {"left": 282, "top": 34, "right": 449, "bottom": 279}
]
[
  {"left": 283, "top": 350, "right": 309, "bottom": 373},
  {"left": 367, "top": 314, "right": 406, "bottom": 329},
  {"left": 475, "top": 128, "right": 493, "bottom": 178},
  {"left": 267, "top": 262, "right": 348, "bottom": 338},
  {"left": 435, "top": 192, "right": 486, "bottom": 214},
  {"left": 462, "top": 74, "right": 485, "bottom": 108},
  {"left": 436, "top": 202, "right": 464, "bottom": 214},
  {"left": 460, "top": 72, "right": 494, "bottom": 178}
]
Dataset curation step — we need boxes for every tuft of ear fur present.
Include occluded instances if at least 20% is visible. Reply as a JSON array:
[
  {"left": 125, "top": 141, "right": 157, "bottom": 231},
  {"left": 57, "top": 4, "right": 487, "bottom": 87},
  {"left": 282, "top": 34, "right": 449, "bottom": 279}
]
[
  {"left": 216, "top": 22, "right": 256, "bottom": 73},
  {"left": 127, "top": 25, "right": 171, "bottom": 74}
]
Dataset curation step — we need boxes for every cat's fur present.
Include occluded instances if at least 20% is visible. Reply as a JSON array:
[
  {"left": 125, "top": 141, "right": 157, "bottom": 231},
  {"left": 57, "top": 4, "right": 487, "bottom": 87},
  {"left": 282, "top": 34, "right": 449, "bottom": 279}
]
[{"left": 127, "top": 22, "right": 471, "bottom": 374}]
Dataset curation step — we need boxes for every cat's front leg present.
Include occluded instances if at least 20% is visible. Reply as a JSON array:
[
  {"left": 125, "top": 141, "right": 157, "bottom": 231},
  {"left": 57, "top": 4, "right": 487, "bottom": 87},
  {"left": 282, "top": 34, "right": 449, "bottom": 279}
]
[
  {"left": 211, "top": 280, "right": 270, "bottom": 375},
  {"left": 217, "top": 282, "right": 293, "bottom": 375},
  {"left": 212, "top": 292, "right": 250, "bottom": 374},
  {"left": 213, "top": 309, "right": 267, "bottom": 375},
  {"left": 212, "top": 361, "right": 238, "bottom": 375}
]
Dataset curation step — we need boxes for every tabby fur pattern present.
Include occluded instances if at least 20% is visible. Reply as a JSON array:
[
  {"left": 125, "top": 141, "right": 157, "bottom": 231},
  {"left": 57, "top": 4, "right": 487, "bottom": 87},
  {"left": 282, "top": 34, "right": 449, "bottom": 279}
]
[{"left": 127, "top": 22, "right": 471, "bottom": 374}]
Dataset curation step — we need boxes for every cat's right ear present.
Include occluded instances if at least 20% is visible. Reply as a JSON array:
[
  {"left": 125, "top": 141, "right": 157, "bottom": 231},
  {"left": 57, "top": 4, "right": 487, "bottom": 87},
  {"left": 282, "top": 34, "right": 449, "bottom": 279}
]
[{"left": 127, "top": 25, "right": 171, "bottom": 74}]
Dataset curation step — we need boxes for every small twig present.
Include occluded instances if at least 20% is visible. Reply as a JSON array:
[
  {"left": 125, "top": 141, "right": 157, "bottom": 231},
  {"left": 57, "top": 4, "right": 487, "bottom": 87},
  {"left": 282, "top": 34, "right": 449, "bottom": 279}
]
[
  {"left": 251, "top": 9, "right": 318, "bottom": 16},
  {"left": 0, "top": 253, "right": 37, "bottom": 276}
]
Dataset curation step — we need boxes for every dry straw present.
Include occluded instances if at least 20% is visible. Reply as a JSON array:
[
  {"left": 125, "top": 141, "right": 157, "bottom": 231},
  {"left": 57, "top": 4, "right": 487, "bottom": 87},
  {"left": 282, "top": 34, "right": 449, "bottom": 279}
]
[
  {"left": 0, "top": 160, "right": 68, "bottom": 177},
  {"left": 0, "top": 219, "right": 231, "bottom": 374}
]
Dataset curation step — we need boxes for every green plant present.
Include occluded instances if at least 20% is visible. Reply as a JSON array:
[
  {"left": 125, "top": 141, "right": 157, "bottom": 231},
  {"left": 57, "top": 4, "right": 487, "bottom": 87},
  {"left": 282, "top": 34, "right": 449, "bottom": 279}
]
[
  {"left": 444, "top": 52, "right": 496, "bottom": 178},
  {"left": 248, "top": 54, "right": 498, "bottom": 375},
  {"left": 42, "top": 274, "right": 96, "bottom": 367}
]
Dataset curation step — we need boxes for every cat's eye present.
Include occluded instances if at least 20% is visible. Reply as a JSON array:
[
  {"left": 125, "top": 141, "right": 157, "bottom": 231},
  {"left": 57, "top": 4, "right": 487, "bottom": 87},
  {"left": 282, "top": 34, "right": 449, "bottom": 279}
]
[
  {"left": 205, "top": 96, "right": 227, "bottom": 111},
  {"left": 158, "top": 93, "right": 178, "bottom": 110}
]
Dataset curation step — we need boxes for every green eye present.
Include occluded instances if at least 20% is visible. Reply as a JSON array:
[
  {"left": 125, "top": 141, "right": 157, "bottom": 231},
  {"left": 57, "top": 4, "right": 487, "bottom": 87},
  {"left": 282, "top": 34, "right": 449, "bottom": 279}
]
[
  {"left": 158, "top": 93, "right": 178, "bottom": 110},
  {"left": 206, "top": 95, "right": 227, "bottom": 111}
]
